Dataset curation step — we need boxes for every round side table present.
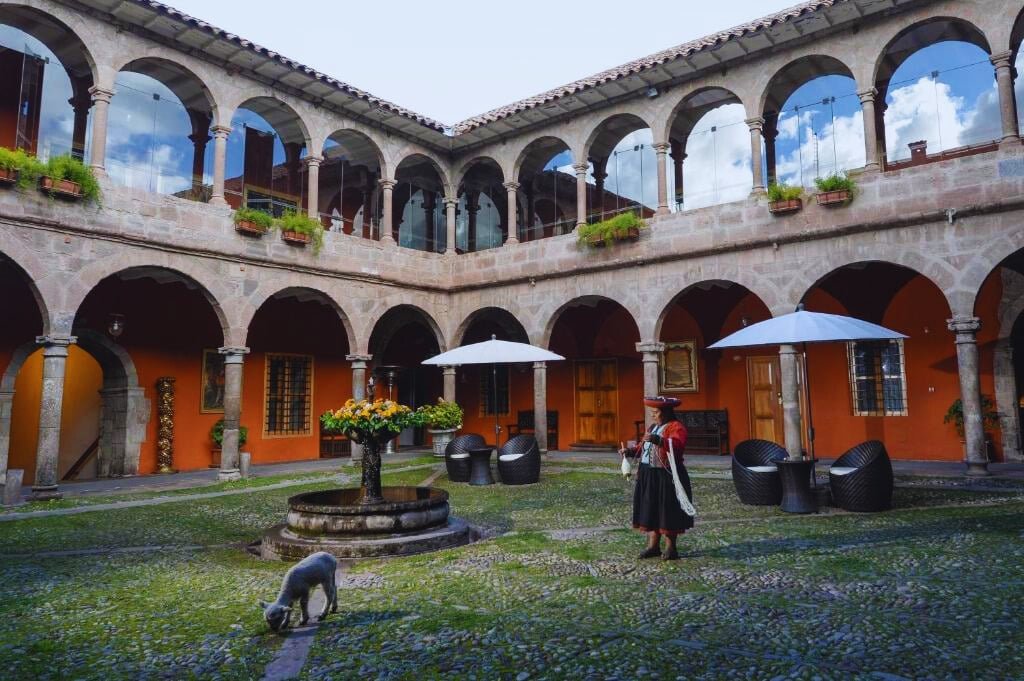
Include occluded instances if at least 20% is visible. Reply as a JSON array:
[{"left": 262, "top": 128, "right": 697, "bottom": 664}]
[
  {"left": 468, "top": 447, "right": 495, "bottom": 485},
  {"left": 777, "top": 458, "right": 817, "bottom": 514}
]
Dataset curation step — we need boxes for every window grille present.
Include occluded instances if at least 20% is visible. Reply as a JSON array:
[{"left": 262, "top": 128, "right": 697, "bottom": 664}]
[
  {"left": 480, "top": 366, "right": 510, "bottom": 416},
  {"left": 265, "top": 354, "right": 313, "bottom": 435},
  {"left": 847, "top": 340, "right": 907, "bottom": 416}
]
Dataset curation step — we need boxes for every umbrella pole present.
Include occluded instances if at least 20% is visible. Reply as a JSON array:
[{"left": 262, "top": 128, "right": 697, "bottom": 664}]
[
  {"left": 493, "top": 363, "right": 500, "bottom": 446},
  {"left": 802, "top": 342, "right": 817, "bottom": 488}
]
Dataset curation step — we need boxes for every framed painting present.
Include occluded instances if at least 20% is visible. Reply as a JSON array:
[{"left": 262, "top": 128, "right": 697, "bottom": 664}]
[
  {"left": 201, "top": 349, "right": 226, "bottom": 413},
  {"left": 661, "top": 340, "right": 699, "bottom": 393}
]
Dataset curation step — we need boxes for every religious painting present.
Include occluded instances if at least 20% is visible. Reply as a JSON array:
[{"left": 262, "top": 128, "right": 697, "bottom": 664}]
[
  {"left": 200, "top": 349, "right": 226, "bottom": 413},
  {"left": 661, "top": 341, "right": 699, "bottom": 393}
]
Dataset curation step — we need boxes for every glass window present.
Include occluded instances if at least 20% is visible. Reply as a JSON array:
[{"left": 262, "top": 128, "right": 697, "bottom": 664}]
[
  {"left": 480, "top": 366, "right": 510, "bottom": 416},
  {"left": 847, "top": 340, "right": 908, "bottom": 416},
  {"left": 265, "top": 354, "right": 313, "bottom": 436}
]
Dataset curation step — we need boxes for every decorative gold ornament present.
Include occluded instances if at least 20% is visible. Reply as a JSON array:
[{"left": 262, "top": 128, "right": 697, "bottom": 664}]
[{"left": 156, "top": 376, "right": 176, "bottom": 474}]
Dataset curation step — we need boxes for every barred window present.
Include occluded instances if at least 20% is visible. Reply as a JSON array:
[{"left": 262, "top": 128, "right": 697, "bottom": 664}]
[
  {"left": 265, "top": 354, "right": 313, "bottom": 435},
  {"left": 480, "top": 366, "right": 510, "bottom": 416},
  {"left": 847, "top": 340, "right": 907, "bottom": 416}
]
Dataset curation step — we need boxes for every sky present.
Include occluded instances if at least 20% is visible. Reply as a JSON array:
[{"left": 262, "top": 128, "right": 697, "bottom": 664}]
[{"left": 160, "top": 0, "right": 800, "bottom": 124}]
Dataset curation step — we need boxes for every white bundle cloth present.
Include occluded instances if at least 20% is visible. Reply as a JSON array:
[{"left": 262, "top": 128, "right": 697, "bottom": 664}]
[
  {"left": 667, "top": 439, "right": 697, "bottom": 517},
  {"left": 621, "top": 455, "right": 632, "bottom": 478}
]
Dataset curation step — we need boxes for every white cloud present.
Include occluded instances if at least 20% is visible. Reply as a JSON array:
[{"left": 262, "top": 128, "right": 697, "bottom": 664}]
[
  {"left": 776, "top": 110, "right": 865, "bottom": 188},
  {"left": 682, "top": 104, "right": 751, "bottom": 210}
]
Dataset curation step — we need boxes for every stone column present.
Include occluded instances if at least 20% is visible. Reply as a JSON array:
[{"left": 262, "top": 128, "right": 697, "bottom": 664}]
[
  {"left": 442, "top": 366, "right": 457, "bottom": 402},
  {"left": 779, "top": 344, "right": 803, "bottom": 461},
  {"left": 948, "top": 317, "right": 988, "bottom": 476},
  {"left": 68, "top": 79, "right": 92, "bottom": 163},
  {"left": 745, "top": 117, "right": 766, "bottom": 194},
  {"left": 573, "top": 162, "right": 589, "bottom": 229},
  {"left": 670, "top": 141, "right": 686, "bottom": 209},
  {"left": 87, "top": 86, "right": 115, "bottom": 177},
  {"left": 347, "top": 354, "right": 372, "bottom": 461},
  {"left": 304, "top": 156, "right": 322, "bottom": 220},
  {"left": 218, "top": 346, "right": 249, "bottom": 482},
  {"left": 31, "top": 334, "right": 76, "bottom": 500},
  {"left": 763, "top": 114, "right": 779, "bottom": 186},
  {"left": 379, "top": 179, "right": 396, "bottom": 243},
  {"left": 653, "top": 143, "right": 670, "bottom": 214},
  {"left": 444, "top": 197, "right": 457, "bottom": 254},
  {"left": 994, "top": 339, "right": 1022, "bottom": 461},
  {"left": 990, "top": 51, "right": 1021, "bottom": 146},
  {"left": 857, "top": 88, "right": 881, "bottom": 171},
  {"left": 467, "top": 194, "right": 479, "bottom": 252},
  {"left": 361, "top": 188, "right": 373, "bottom": 238},
  {"left": 504, "top": 182, "right": 520, "bottom": 245},
  {"left": 636, "top": 342, "right": 665, "bottom": 429},
  {"left": 533, "top": 362, "right": 548, "bottom": 454},
  {"left": 209, "top": 125, "right": 231, "bottom": 206},
  {"left": 0, "top": 389, "right": 13, "bottom": 484}
]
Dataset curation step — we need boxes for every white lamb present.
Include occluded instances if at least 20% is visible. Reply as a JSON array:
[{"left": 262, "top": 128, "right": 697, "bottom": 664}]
[{"left": 259, "top": 551, "right": 338, "bottom": 632}]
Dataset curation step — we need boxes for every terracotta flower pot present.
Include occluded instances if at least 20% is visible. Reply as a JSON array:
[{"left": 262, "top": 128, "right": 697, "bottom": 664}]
[
  {"left": 612, "top": 226, "right": 641, "bottom": 242},
  {"left": 281, "top": 230, "right": 310, "bottom": 246},
  {"left": 586, "top": 233, "right": 607, "bottom": 248},
  {"left": 39, "top": 176, "right": 82, "bottom": 199},
  {"left": 815, "top": 189, "right": 851, "bottom": 207},
  {"left": 0, "top": 167, "right": 19, "bottom": 186},
  {"left": 768, "top": 198, "right": 803, "bottom": 215},
  {"left": 234, "top": 220, "right": 268, "bottom": 236}
]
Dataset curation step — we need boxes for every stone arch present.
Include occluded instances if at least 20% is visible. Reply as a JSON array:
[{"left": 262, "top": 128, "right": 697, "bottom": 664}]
[
  {"left": 452, "top": 306, "right": 529, "bottom": 348},
  {"left": 799, "top": 259, "right": 954, "bottom": 321},
  {"left": 367, "top": 303, "right": 447, "bottom": 358},
  {"left": 513, "top": 135, "right": 574, "bottom": 180},
  {"left": 0, "top": 2, "right": 99, "bottom": 84},
  {"left": 967, "top": 231, "right": 1024, "bottom": 317},
  {"left": 652, "top": 279, "right": 775, "bottom": 343},
  {"left": 454, "top": 156, "right": 505, "bottom": 194},
  {"left": 759, "top": 54, "right": 856, "bottom": 119},
  {"left": 873, "top": 17, "right": 992, "bottom": 98},
  {"left": 232, "top": 95, "right": 312, "bottom": 149},
  {"left": 243, "top": 286, "right": 356, "bottom": 353},
  {"left": 540, "top": 294, "right": 642, "bottom": 350},
  {"left": 0, "top": 249, "right": 50, "bottom": 337},
  {"left": 582, "top": 112, "right": 654, "bottom": 162},
  {"left": 321, "top": 127, "right": 387, "bottom": 175},
  {"left": 115, "top": 56, "right": 218, "bottom": 122},
  {"left": 659, "top": 86, "right": 745, "bottom": 148}
]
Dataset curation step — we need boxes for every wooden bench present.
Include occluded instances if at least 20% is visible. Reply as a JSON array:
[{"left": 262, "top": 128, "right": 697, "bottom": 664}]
[
  {"left": 507, "top": 410, "right": 558, "bottom": 450},
  {"left": 634, "top": 409, "right": 728, "bottom": 455}
]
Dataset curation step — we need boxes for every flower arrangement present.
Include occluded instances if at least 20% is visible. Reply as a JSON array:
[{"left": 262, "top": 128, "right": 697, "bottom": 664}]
[
  {"left": 577, "top": 211, "right": 646, "bottom": 247},
  {"left": 0, "top": 147, "right": 45, "bottom": 190},
  {"left": 42, "top": 154, "right": 101, "bottom": 203},
  {"left": 813, "top": 171, "right": 855, "bottom": 207},
  {"left": 277, "top": 210, "right": 325, "bottom": 255},
  {"left": 417, "top": 398, "right": 463, "bottom": 430},
  {"left": 233, "top": 207, "right": 274, "bottom": 232},
  {"left": 321, "top": 398, "right": 425, "bottom": 441}
]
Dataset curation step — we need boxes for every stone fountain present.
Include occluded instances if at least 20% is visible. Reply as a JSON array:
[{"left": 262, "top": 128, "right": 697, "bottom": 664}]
[{"left": 260, "top": 379, "right": 470, "bottom": 560}]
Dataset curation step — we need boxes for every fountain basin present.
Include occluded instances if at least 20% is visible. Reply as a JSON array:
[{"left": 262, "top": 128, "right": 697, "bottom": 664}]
[{"left": 260, "top": 486, "right": 471, "bottom": 560}]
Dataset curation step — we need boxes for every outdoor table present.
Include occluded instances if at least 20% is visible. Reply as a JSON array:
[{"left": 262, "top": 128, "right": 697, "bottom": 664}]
[
  {"left": 468, "top": 446, "right": 495, "bottom": 485},
  {"left": 777, "top": 458, "right": 817, "bottom": 514}
]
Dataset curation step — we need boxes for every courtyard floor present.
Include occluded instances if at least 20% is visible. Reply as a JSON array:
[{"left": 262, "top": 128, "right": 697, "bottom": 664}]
[{"left": 1, "top": 458, "right": 1023, "bottom": 680}]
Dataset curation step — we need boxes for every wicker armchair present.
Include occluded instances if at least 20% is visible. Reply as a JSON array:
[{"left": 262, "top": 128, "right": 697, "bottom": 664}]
[
  {"left": 829, "top": 440, "right": 893, "bottom": 512},
  {"left": 445, "top": 433, "right": 485, "bottom": 483},
  {"left": 497, "top": 434, "right": 541, "bottom": 485},
  {"left": 731, "top": 439, "right": 788, "bottom": 505}
]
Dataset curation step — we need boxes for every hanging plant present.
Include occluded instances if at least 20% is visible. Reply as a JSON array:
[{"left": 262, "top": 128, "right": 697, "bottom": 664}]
[
  {"left": 766, "top": 182, "right": 803, "bottom": 215},
  {"left": 814, "top": 172, "right": 855, "bottom": 207},
  {"left": 276, "top": 210, "right": 325, "bottom": 254},
  {"left": 40, "top": 154, "right": 101, "bottom": 203},
  {"left": 233, "top": 207, "right": 273, "bottom": 236}
]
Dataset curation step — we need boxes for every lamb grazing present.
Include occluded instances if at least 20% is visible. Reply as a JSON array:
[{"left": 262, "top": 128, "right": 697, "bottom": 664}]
[{"left": 259, "top": 551, "right": 338, "bottom": 632}]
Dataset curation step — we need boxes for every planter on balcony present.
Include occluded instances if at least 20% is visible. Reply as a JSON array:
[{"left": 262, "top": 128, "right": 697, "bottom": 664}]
[
  {"left": 768, "top": 198, "right": 803, "bottom": 215},
  {"left": 815, "top": 189, "right": 852, "bottom": 207},
  {"left": 612, "top": 226, "right": 641, "bottom": 242},
  {"left": 586, "top": 233, "right": 607, "bottom": 248},
  {"left": 39, "top": 176, "right": 82, "bottom": 200},
  {"left": 281, "top": 229, "right": 311, "bottom": 246},
  {"left": 234, "top": 220, "right": 268, "bottom": 237},
  {"left": 0, "top": 167, "right": 19, "bottom": 187}
]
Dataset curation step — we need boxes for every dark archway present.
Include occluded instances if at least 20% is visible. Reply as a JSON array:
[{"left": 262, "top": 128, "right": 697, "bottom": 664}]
[
  {"left": 394, "top": 155, "right": 447, "bottom": 253},
  {"left": 457, "top": 159, "right": 505, "bottom": 253},
  {"left": 516, "top": 137, "right": 575, "bottom": 241},
  {"left": 319, "top": 129, "right": 384, "bottom": 237}
]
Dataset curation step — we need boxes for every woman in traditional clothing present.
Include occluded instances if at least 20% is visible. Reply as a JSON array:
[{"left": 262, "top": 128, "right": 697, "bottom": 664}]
[{"left": 620, "top": 396, "right": 694, "bottom": 560}]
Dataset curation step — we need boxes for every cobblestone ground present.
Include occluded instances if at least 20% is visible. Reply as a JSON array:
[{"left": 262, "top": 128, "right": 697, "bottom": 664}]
[{"left": 0, "top": 466, "right": 1022, "bottom": 680}]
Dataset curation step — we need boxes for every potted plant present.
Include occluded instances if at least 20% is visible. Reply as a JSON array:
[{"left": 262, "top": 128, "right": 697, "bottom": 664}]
[
  {"left": 277, "top": 210, "right": 325, "bottom": 254},
  {"left": 0, "top": 147, "right": 44, "bottom": 189},
  {"left": 767, "top": 182, "right": 803, "bottom": 215},
  {"left": 210, "top": 418, "right": 248, "bottom": 469},
  {"left": 233, "top": 207, "right": 273, "bottom": 236},
  {"left": 944, "top": 395, "right": 1000, "bottom": 460},
  {"left": 417, "top": 398, "right": 464, "bottom": 457},
  {"left": 577, "top": 212, "right": 646, "bottom": 248},
  {"left": 813, "top": 172, "right": 855, "bottom": 207},
  {"left": 39, "top": 154, "right": 101, "bottom": 202},
  {"left": 321, "top": 398, "right": 426, "bottom": 504}
]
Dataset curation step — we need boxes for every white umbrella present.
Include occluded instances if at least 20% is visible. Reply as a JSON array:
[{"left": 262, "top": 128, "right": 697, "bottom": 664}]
[
  {"left": 423, "top": 336, "right": 565, "bottom": 445},
  {"left": 708, "top": 307, "right": 907, "bottom": 461}
]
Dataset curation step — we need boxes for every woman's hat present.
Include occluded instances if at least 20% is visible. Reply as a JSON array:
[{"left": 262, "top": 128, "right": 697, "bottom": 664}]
[{"left": 643, "top": 396, "right": 681, "bottom": 409}]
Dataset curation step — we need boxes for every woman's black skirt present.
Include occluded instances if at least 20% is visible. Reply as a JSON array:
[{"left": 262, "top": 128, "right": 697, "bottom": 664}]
[{"left": 633, "top": 462, "right": 694, "bottom": 535}]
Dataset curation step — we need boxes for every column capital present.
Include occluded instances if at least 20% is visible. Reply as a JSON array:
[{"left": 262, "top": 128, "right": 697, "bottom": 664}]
[
  {"left": 218, "top": 346, "right": 250, "bottom": 363},
  {"left": 211, "top": 125, "right": 232, "bottom": 139},
  {"left": 533, "top": 361, "right": 547, "bottom": 370},
  {"left": 443, "top": 196, "right": 458, "bottom": 208},
  {"left": 346, "top": 353, "right": 373, "bottom": 363},
  {"left": 378, "top": 178, "right": 397, "bottom": 190},
  {"left": 441, "top": 365, "right": 457, "bottom": 375},
  {"left": 652, "top": 142, "right": 670, "bottom": 154},
  {"left": 303, "top": 155, "right": 323, "bottom": 168},
  {"left": 744, "top": 117, "right": 764, "bottom": 132},
  {"left": 572, "top": 162, "right": 590, "bottom": 175},
  {"left": 947, "top": 316, "right": 981, "bottom": 336},
  {"left": 857, "top": 87, "right": 878, "bottom": 103},
  {"left": 503, "top": 181, "right": 521, "bottom": 192},
  {"left": 636, "top": 341, "right": 665, "bottom": 356},
  {"left": 88, "top": 86, "right": 115, "bottom": 103},
  {"left": 990, "top": 50, "right": 1015, "bottom": 69},
  {"left": 36, "top": 334, "right": 77, "bottom": 348}
]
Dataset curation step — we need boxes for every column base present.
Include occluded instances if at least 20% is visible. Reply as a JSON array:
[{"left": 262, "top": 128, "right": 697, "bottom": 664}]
[
  {"left": 998, "top": 136, "right": 1022, "bottom": 149},
  {"left": 655, "top": 207, "right": 669, "bottom": 216},
  {"left": 504, "top": 237, "right": 520, "bottom": 246},
  {"left": 218, "top": 468, "right": 242, "bottom": 482},
  {"left": 963, "top": 460, "right": 990, "bottom": 477},
  {"left": 29, "top": 485, "right": 63, "bottom": 501},
  {"left": 209, "top": 196, "right": 228, "bottom": 207}
]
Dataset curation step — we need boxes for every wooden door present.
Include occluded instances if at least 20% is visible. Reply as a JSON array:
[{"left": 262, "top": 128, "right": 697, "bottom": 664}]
[
  {"left": 747, "top": 356, "right": 784, "bottom": 444},
  {"left": 575, "top": 360, "right": 618, "bottom": 445}
]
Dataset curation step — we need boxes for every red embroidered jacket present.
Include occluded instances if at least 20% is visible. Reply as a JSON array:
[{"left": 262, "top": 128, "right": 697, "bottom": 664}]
[{"left": 628, "top": 420, "right": 687, "bottom": 469}]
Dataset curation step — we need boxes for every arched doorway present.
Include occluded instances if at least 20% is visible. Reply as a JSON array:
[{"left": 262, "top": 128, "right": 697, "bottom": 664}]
[{"left": 516, "top": 137, "right": 576, "bottom": 241}]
